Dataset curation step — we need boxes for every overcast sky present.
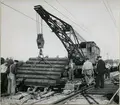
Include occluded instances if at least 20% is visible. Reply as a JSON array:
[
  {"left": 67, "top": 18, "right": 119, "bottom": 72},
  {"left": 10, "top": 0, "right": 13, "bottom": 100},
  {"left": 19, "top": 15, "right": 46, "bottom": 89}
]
[{"left": 1, "top": 0, "right": 120, "bottom": 61}]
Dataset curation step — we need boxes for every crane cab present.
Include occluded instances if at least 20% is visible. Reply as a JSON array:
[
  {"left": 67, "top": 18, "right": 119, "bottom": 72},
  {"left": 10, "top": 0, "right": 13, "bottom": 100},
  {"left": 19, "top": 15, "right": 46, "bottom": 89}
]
[{"left": 79, "top": 41, "right": 100, "bottom": 65}]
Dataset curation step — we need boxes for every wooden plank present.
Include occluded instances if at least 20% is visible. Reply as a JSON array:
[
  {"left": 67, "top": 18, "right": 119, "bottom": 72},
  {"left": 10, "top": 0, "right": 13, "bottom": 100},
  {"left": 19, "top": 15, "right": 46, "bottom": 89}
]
[
  {"left": 16, "top": 74, "right": 60, "bottom": 80},
  {"left": 17, "top": 70, "right": 61, "bottom": 75},
  {"left": 17, "top": 67, "right": 64, "bottom": 72}
]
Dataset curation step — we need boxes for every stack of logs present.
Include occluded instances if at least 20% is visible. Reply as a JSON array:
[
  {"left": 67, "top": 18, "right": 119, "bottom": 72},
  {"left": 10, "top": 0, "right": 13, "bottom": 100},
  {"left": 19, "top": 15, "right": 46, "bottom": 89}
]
[{"left": 16, "top": 57, "right": 68, "bottom": 87}]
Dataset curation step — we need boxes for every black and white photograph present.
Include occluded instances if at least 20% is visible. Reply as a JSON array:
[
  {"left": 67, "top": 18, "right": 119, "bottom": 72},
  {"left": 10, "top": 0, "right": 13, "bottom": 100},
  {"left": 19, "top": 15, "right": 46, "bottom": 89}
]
[{"left": 0, "top": 0, "right": 120, "bottom": 104}]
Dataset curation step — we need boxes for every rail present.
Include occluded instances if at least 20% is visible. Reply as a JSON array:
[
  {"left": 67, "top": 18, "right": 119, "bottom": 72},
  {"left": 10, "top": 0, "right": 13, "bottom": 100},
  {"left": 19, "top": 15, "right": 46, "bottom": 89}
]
[
  {"left": 81, "top": 91, "right": 99, "bottom": 104},
  {"left": 51, "top": 85, "right": 94, "bottom": 104}
]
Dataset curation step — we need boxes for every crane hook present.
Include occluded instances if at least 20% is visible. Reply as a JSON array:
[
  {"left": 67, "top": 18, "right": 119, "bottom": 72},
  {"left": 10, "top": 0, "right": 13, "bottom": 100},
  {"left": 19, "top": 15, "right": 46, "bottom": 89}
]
[{"left": 36, "top": 12, "right": 45, "bottom": 57}]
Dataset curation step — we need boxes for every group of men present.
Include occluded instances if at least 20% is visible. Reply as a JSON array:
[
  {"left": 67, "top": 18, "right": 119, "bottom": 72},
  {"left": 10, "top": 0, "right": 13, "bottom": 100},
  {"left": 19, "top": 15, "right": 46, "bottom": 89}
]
[
  {"left": 1, "top": 58, "right": 18, "bottom": 95},
  {"left": 68, "top": 55, "right": 107, "bottom": 89}
]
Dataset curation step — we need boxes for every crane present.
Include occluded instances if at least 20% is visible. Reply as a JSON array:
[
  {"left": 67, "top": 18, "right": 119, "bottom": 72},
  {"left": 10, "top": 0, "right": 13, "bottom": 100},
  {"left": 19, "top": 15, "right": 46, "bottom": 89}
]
[{"left": 34, "top": 5, "right": 86, "bottom": 65}]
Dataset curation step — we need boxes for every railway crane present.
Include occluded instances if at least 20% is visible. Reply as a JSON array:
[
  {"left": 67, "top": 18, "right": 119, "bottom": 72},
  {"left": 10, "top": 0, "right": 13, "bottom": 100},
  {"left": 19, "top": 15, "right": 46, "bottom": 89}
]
[
  {"left": 16, "top": 5, "right": 100, "bottom": 89},
  {"left": 34, "top": 5, "right": 100, "bottom": 65}
]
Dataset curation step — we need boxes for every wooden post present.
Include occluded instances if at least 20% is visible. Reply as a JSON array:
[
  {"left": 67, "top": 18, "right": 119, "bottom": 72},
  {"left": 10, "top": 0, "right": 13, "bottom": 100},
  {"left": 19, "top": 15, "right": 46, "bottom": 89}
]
[{"left": 107, "top": 88, "right": 119, "bottom": 104}]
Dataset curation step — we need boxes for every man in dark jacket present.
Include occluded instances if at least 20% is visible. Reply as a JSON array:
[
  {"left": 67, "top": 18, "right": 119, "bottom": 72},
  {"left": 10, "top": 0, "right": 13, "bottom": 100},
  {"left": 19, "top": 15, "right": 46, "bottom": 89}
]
[
  {"left": 1, "top": 57, "right": 8, "bottom": 94},
  {"left": 95, "top": 56, "right": 105, "bottom": 88}
]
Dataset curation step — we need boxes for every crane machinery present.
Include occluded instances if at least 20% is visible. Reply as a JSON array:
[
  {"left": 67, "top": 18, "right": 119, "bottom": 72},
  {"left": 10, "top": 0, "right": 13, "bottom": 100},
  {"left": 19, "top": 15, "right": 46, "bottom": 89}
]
[
  {"left": 34, "top": 5, "right": 100, "bottom": 65},
  {"left": 16, "top": 5, "right": 100, "bottom": 90},
  {"left": 34, "top": 5, "right": 85, "bottom": 65}
]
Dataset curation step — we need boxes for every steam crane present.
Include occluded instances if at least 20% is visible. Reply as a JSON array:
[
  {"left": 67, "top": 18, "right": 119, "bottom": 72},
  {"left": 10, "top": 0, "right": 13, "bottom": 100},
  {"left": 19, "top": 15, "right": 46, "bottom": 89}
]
[
  {"left": 34, "top": 5, "right": 86, "bottom": 65},
  {"left": 16, "top": 5, "right": 100, "bottom": 88}
]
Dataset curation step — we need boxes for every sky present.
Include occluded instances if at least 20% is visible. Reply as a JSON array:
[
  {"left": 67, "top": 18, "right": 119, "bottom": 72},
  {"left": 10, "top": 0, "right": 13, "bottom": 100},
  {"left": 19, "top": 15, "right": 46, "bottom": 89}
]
[{"left": 1, "top": 0, "right": 120, "bottom": 61}]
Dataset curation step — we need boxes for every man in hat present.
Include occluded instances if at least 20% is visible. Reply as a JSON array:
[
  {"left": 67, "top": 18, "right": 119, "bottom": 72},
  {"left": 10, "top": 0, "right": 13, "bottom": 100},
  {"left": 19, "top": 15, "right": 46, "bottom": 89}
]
[{"left": 95, "top": 56, "right": 105, "bottom": 88}]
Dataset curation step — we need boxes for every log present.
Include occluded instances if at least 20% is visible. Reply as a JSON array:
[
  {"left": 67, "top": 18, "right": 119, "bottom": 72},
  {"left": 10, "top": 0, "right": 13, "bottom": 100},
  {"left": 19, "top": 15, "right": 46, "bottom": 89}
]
[
  {"left": 17, "top": 70, "right": 61, "bottom": 75},
  {"left": 29, "top": 57, "right": 68, "bottom": 61},
  {"left": 16, "top": 57, "right": 68, "bottom": 87},
  {"left": 17, "top": 67, "right": 64, "bottom": 72},
  {"left": 26, "top": 60, "right": 68, "bottom": 65},
  {"left": 16, "top": 78, "right": 56, "bottom": 86},
  {"left": 16, "top": 74, "right": 60, "bottom": 80},
  {"left": 22, "top": 64, "right": 65, "bottom": 68}
]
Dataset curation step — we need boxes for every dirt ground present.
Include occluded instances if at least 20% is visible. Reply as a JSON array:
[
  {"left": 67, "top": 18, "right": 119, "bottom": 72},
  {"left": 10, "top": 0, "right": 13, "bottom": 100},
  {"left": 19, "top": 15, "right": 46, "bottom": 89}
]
[{"left": 1, "top": 71, "right": 119, "bottom": 105}]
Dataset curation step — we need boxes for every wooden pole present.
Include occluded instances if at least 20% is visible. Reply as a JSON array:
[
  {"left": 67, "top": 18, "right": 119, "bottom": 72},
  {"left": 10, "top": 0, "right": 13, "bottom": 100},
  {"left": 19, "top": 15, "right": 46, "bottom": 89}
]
[{"left": 107, "top": 88, "right": 119, "bottom": 104}]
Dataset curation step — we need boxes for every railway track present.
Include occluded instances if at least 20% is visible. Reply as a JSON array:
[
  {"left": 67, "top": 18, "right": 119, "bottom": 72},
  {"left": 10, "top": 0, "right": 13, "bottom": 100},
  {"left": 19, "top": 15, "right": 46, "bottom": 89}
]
[
  {"left": 51, "top": 78, "right": 119, "bottom": 104},
  {"left": 51, "top": 85, "right": 94, "bottom": 104}
]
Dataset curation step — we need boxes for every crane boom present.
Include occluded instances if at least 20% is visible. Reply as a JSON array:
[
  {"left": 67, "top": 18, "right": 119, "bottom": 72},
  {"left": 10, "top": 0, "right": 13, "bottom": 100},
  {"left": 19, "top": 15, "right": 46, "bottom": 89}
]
[{"left": 34, "top": 5, "right": 85, "bottom": 64}]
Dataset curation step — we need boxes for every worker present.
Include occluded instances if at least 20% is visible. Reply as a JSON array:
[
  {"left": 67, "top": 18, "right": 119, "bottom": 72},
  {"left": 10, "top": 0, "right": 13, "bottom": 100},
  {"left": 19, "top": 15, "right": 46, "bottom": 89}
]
[
  {"left": 1, "top": 57, "right": 8, "bottom": 94},
  {"left": 95, "top": 56, "right": 106, "bottom": 88},
  {"left": 82, "top": 57, "right": 94, "bottom": 86},
  {"left": 7, "top": 60, "right": 18, "bottom": 95},
  {"left": 68, "top": 59, "right": 75, "bottom": 81},
  {"left": 105, "top": 63, "right": 111, "bottom": 79},
  {"left": 62, "top": 65, "right": 69, "bottom": 77}
]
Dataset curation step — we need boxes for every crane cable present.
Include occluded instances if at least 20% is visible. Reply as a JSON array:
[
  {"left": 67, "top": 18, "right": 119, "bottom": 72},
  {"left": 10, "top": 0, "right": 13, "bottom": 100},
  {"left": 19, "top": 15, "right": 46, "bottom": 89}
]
[
  {"left": 101, "top": 0, "right": 118, "bottom": 29},
  {"left": 55, "top": 0, "right": 87, "bottom": 43},
  {"left": 36, "top": 12, "right": 43, "bottom": 34},
  {"left": 0, "top": 1, "right": 38, "bottom": 23},
  {"left": 1, "top": 1, "right": 44, "bottom": 39},
  {"left": 43, "top": 0, "right": 86, "bottom": 58},
  {"left": 36, "top": 12, "right": 39, "bottom": 34},
  {"left": 41, "top": 17, "right": 43, "bottom": 34},
  {"left": 0, "top": 1, "right": 83, "bottom": 54},
  {"left": 55, "top": 0, "right": 89, "bottom": 34},
  {"left": 1, "top": 1, "right": 86, "bottom": 42},
  {"left": 105, "top": 0, "right": 117, "bottom": 25},
  {"left": 0, "top": 1, "right": 55, "bottom": 73},
  {"left": 44, "top": 0, "right": 88, "bottom": 40},
  {"left": 0, "top": 1, "right": 48, "bottom": 29}
]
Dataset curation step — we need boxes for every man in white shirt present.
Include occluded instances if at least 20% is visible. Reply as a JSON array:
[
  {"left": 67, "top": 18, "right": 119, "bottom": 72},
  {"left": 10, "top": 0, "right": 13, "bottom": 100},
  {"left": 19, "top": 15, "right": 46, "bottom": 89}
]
[
  {"left": 68, "top": 59, "right": 75, "bottom": 81},
  {"left": 82, "top": 58, "right": 94, "bottom": 86},
  {"left": 1, "top": 63, "right": 7, "bottom": 73}
]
